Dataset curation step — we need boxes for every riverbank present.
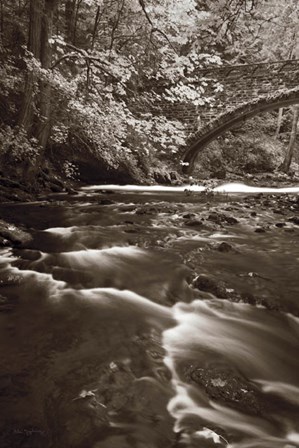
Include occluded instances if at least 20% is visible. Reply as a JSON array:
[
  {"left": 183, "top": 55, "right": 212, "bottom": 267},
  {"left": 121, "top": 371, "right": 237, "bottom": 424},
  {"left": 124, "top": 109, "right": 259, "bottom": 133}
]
[
  {"left": 0, "top": 172, "right": 75, "bottom": 204},
  {"left": 0, "top": 168, "right": 298, "bottom": 203}
]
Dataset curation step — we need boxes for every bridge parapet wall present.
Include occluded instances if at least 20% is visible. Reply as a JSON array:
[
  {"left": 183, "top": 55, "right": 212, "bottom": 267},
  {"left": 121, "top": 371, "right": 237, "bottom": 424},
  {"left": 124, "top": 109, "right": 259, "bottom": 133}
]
[
  {"left": 150, "top": 59, "right": 299, "bottom": 135},
  {"left": 182, "top": 86, "right": 299, "bottom": 174}
]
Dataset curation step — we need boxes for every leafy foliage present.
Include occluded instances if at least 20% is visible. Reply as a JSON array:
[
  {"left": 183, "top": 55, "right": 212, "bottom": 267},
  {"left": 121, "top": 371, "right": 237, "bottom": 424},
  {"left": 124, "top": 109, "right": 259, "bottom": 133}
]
[
  {"left": 0, "top": 0, "right": 298, "bottom": 180},
  {"left": 0, "top": 125, "right": 39, "bottom": 164}
]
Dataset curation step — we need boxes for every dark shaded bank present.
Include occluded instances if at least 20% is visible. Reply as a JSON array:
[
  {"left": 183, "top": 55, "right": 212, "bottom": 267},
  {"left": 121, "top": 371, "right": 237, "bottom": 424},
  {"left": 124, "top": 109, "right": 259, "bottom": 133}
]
[
  {"left": 0, "top": 159, "right": 180, "bottom": 204},
  {"left": 0, "top": 171, "right": 75, "bottom": 203}
]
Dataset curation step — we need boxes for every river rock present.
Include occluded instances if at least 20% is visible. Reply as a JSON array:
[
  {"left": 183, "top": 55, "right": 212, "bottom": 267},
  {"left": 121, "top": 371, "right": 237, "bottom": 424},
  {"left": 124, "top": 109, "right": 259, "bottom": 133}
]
[
  {"left": 0, "top": 271, "right": 24, "bottom": 286},
  {"left": 184, "top": 219, "right": 204, "bottom": 228},
  {"left": 124, "top": 228, "right": 138, "bottom": 234},
  {"left": 284, "top": 228, "right": 295, "bottom": 233},
  {"left": 217, "top": 242, "right": 235, "bottom": 253},
  {"left": 135, "top": 206, "right": 158, "bottom": 215},
  {"left": 0, "top": 220, "right": 32, "bottom": 247},
  {"left": 182, "top": 213, "right": 196, "bottom": 219},
  {"left": 208, "top": 212, "right": 238, "bottom": 225},
  {"left": 0, "top": 236, "right": 10, "bottom": 247},
  {"left": 135, "top": 204, "right": 178, "bottom": 216},
  {"left": 254, "top": 226, "right": 267, "bottom": 233},
  {"left": 288, "top": 216, "right": 299, "bottom": 225},
  {"left": 275, "top": 222, "right": 286, "bottom": 228},
  {"left": 185, "top": 364, "right": 264, "bottom": 416},
  {"left": 193, "top": 274, "right": 228, "bottom": 298},
  {"left": 226, "top": 216, "right": 239, "bottom": 225},
  {"left": 98, "top": 199, "right": 115, "bottom": 205}
]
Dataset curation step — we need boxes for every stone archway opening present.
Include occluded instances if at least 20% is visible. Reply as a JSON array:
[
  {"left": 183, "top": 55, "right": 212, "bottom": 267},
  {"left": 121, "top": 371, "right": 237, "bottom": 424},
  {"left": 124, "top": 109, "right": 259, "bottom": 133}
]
[{"left": 182, "top": 88, "right": 299, "bottom": 174}]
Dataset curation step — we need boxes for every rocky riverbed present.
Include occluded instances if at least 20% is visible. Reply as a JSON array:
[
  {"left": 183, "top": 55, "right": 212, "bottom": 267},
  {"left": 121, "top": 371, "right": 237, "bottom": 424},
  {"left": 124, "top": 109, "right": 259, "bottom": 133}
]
[{"left": 0, "top": 181, "right": 298, "bottom": 448}]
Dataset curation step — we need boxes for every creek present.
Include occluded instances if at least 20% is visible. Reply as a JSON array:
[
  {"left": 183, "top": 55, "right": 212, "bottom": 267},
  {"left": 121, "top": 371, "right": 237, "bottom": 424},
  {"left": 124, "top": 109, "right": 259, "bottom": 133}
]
[{"left": 0, "top": 182, "right": 298, "bottom": 448}]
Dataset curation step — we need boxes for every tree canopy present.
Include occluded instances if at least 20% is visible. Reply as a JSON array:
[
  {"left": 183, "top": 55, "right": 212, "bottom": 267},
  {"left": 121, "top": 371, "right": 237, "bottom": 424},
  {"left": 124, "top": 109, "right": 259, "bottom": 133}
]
[{"left": 0, "top": 0, "right": 298, "bottom": 182}]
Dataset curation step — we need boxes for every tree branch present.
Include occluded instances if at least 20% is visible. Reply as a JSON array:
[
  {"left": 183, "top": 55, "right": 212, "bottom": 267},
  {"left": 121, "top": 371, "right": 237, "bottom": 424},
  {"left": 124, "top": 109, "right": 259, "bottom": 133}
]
[
  {"left": 51, "top": 43, "right": 136, "bottom": 95},
  {"left": 50, "top": 52, "right": 78, "bottom": 69},
  {"left": 137, "top": 0, "right": 177, "bottom": 53}
]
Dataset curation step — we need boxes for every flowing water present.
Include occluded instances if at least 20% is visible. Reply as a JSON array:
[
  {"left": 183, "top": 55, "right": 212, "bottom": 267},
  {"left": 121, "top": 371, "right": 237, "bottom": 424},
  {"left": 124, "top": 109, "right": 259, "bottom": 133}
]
[{"left": 0, "top": 183, "right": 298, "bottom": 448}]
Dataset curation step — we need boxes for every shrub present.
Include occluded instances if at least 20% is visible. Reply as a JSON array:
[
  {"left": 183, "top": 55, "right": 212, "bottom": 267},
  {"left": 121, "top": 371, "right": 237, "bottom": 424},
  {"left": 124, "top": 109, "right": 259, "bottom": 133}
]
[{"left": 0, "top": 125, "right": 39, "bottom": 165}]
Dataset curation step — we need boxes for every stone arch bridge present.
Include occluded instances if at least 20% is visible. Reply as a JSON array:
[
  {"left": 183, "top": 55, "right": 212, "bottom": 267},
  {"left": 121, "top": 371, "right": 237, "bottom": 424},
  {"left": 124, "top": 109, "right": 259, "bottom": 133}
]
[{"left": 153, "top": 59, "right": 299, "bottom": 174}]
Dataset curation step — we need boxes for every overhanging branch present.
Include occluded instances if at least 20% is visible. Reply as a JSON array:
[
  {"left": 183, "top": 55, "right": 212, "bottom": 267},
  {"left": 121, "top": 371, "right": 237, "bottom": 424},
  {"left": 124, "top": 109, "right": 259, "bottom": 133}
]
[{"left": 137, "top": 0, "right": 177, "bottom": 53}]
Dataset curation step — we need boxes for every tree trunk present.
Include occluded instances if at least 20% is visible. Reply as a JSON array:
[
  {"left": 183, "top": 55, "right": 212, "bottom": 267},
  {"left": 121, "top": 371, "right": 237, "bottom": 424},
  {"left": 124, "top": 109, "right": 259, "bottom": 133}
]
[
  {"left": 275, "top": 107, "right": 283, "bottom": 139},
  {"left": 18, "top": 0, "right": 58, "bottom": 184},
  {"left": 65, "top": 0, "right": 76, "bottom": 43},
  {"left": 86, "top": 5, "right": 101, "bottom": 91},
  {"left": 91, "top": 5, "right": 101, "bottom": 50},
  {"left": 280, "top": 105, "right": 299, "bottom": 173},
  {"left": 73, "top": 0, "right": 82, "bottom": 45},
  {"left": 36, "top": 0, "right": 57, "bottom": 151},
  {"left": 109, "top": 0, "right": 125, "bottom": 57},
  {"left": 18, "top": 0, "right": 44, "bottom": 132},
  {"left": 0, "top": 0, "right": 4, "bottom": 41}
]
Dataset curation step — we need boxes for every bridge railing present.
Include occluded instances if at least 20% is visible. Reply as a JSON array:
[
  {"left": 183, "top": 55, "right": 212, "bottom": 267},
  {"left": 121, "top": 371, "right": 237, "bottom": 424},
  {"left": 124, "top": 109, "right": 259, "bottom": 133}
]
[{"left": 193, "top": 58, "right": 299, "bottom": 77}]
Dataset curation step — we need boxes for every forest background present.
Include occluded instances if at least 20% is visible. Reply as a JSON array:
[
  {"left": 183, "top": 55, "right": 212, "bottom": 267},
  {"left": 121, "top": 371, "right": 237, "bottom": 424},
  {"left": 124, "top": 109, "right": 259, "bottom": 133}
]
[{"left": 0, "top": 0, "right": 299, "bottom": 191}]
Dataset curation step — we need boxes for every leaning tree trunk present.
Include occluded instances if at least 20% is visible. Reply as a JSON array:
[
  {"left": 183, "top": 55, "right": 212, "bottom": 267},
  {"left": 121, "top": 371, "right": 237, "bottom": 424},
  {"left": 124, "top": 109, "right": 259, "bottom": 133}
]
[{"left": 280, "top": 105, "right": 299, "bottom": 173}]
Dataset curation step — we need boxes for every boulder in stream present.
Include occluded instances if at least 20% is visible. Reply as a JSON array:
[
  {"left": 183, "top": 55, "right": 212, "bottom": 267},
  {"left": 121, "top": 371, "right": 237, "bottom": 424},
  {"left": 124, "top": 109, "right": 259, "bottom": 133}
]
[
  {"left": 184, "top": 219, "right": 204, "bottom": 228},
  {"left": 193, "top": 274, "right": 228, "bottom": 298},
  {"left": 254, "top": 226, "right": 267, "bottom": 233},
  {"left": 216, "top": 242, "right": 236, "bottom": 253},
  {"left": 208, "top": 212, "right": 239, "bottom": 225},
  {"left": 0, "top": 220, "right": 32, "bottom": 247},
  {"left": 185, "top": 363, "right": 264, "bottom": 416}
]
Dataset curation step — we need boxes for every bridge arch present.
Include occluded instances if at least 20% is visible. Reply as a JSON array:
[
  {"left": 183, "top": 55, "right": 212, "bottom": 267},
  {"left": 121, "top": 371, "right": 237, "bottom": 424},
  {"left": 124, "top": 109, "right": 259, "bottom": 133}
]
[{"left": 182, "top": 87, "right": 299, "bottom": 174}]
